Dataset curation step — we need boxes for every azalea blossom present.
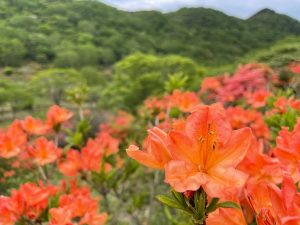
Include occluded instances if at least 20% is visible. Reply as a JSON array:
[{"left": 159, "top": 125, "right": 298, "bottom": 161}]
[
  {"left": 226, "top": 106, "right": 270, "bottom": 140},
  {"left": 248, "top": 175, "right": 300, "bottom": 225},
  {"left": 128, "top": 103, "right": 252, "bottom": 198},
  {"left": 28, "top": 137, "right": 61, "bottom": 166},
  {"left": 21, "top": 116, "right": 49, "bottom": 135},
  {"left": 0, "top": 121, "right": 27, "bottom": 158},
  {"left": 289, "top": 62, "right": 300, "bottom": 74},
  {"left": 273, "top": 119, "right": 300, "bottom": 181},
  {"left": 59, "top": 149, "right": 82, "bottom": 176},
  {"left": 246, "top": 90, "right": 271, "bottom": 108},
  {"left": 46, "top": 105, "right": 73, "bottom": 129},
  {"left": 127, "top": 127, "right": 171, "bottom": 169},
  {"left": 168, "top": 89, "right": 200, "bottom": 112}
]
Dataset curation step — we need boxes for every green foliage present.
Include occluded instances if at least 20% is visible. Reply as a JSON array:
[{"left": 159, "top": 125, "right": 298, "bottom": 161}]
[
  {"left": 0, "top": 0, "right": 299, "bottom": 67},
  {"left": 265, "top": 107, "right": 300, "bottom": 137},
  {"left": 240, "top": 36, "right": 300, "bottom": 67},
  {"left": 54, "top": 50, "right": 79, "bottom": 68},
  {"left": 0, "top": 37, "right": 25, "bottom": 66},
  {"left": 157, "top": 189, "right": 240, "bottom": 225},
  {"left": 80, "top": 66, "right": 108, "bottom": 86},
  {"left": 0, "top": 79, "right": 34, "bottom": 110},
  {"left": 66, "top": 85, "right": 89, "bottom": 107},
  {"left": 101, "top": 53, "right": 201, "bottom": 111},
  {"left": 3, "top": 67, "right": 14, "bottom": 76},
  {"left": 165, "top": 73, "right": 189, "bottom": 93},
  {"left": 30, "top": 68, "right": 86, "bottom": 105},
  {"left": 66, "top": 119, "right": 91, "bottom": 148}
]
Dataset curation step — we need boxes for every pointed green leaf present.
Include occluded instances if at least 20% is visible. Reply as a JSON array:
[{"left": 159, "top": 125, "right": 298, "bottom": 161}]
[
  {"left": 171, "top": 190, "right": 185, "bottom": 206},
  {"left": 206, "top": 197, "right": 220, "bottom": 213},
  {"left": 156, "top": 195, "right": 189, "bottom": 212},
  {"left": 217, "top": 201, "right": 240, "bottom": 209}
]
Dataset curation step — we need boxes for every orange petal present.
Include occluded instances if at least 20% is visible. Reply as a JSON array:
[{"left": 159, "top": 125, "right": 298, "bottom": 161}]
[
  {"left": 165, "top": 160, "right": 208, "bottom": 192},
  {"left": 208, "top": 127, "right": 252, "bottom": 169},
  {"left": 267, "top": 184, "right": 286, "bottom": 217},
  {"left": 188, "top": 103, "right": 232, "bottom": 145},
  {"left": 205, "top": 167, "right": 248, "bottom": 198},
  {"left": 126, "top": 145, "right": 163, "bottom": 169},
  {"left": 169, "top": 131, "right": 198, "bottom": 164},
  {"left": 207, "top": 208, "right": 247, "bottom": 225},
  {"left": 281, "top": 175, "right": 297, "bottom": 211},
  {"left": 148, "top": 128, "right": 171, "bottom": 164}
]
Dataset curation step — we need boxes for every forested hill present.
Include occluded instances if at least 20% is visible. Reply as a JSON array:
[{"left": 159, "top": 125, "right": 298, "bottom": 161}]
[{"left": 0, "top": 0, "right": 300, "bottom": 67}]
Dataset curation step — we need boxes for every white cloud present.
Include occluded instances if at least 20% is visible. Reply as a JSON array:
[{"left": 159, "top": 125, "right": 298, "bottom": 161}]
[{"left": 102, "top": 0, "right": 300, "bottom": 20}]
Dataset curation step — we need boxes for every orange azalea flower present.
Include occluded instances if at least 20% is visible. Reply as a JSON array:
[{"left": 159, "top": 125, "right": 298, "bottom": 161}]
[
  {"left": 144, "top": 96, "right": 169, "bottom": 113},
  {"left": 80, "top": 212, "right": 107, "bottom": 225},
  {"left": 81, "top": 139, "right": 104, "bottom": 172},
  {"left": 246, "top": 90, "right": 271, "bottom": 108},
  {"left": 238, "top": 137, "right": 282, "bottom": 185},
  {"left": 29, "top": 137, "right": 61, "bottom": 166},
  {"left": 245, "top": 181, "right": 275, "bottom": 224},
  {"left": 248, "top": 176, "right": 300, "bottom": 225},
  {"left": 165, "top": 104, "right": 252, "bottom": 197},
  {"left": 268, "top": 176, "right": 300, "bottom": 225},
  {"left": 102, "top": 110, "right": 134, "bottom": 136},
  {"left": 4, "top": 170, "right": 15, "bottom": 178},
  {"left": 49, "top": 208, "right": 73, "bottom": 225},
  {"left": 272, "top": 96, "right": 300, "bottom": 114},
  {"left": 126, "top": 127, "right": 171, "bottom": 169},
  {"left": 207, "top": 192, "right": 247, "bottom": 225},
  {"left": 128, "top": 104, "right": 252, "bottom": 197},
  {"left": 95, "top": 131, "right": 119, "bottom": 156},
  {"left": 226, "top": 106, "right": 270, "bottom": 139},
  {"left": 59, "top": 149, "right": 82, "bottom": 176},
  {"left": 273, "top": 119, "right": 300, "bottom": 181},
  {"left": 289, "top": 62, "right": 300, "bottom": 74},
  {"left": 59, "top": 194, "right": 98, "bottom": 218},
  {"left": 200, "top": 77, "right": 221, "bottom": 93},
  {"left": 46, "top": 105, "right": 73, "bottom": 129},
  {"left": 168, "top": 90, "right": 200, "bottom": 112},
  {"left": 0, "top": 121, "right": 27, "bottom": 158},
  {"left": 207, "top": 208, "right": 247, "bottom": 225},
  {"left": 21, "top": 116, "right": 48, "bottom": 135},
  {"left": 16, "top": 182, "right": 58, "bottom": 220},
  {"left": 0, "top": 196, "right": 19, "bottom": 225}
]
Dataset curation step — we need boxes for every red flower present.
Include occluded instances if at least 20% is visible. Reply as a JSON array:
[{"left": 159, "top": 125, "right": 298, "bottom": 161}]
[
  {"left": 127, "top": 127, "right": 171, "bottom": 169},
  {"left": 59, "top": 149, "right": 82, "bottom": 176},
  {"left": 289, "top": 62, "right": 300, "bottom": 74},
  {"left": 29, "top": 137, "right": 61, "bottom": 166},
  {"left": 46, "top": 105, "right": 73, "bottom": 129},
  {"left": 0, "top": 121, "right": 27, "bottom": 158},
  {"left": 21, "top": 116, "right": 48, "bottom": 135},
  {"left": 81, "top": 139, "right": 104, "bottom": 172}
]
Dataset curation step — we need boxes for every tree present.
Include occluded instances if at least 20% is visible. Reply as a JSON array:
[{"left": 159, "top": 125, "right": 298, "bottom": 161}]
[
  {"left": 101, "top": 53, "right": 202, "bottom": 111},
  {"left": 0, "top": 37, "right": 26, "bottom": 66},
  {"left": 31, "top": 68, "right": 86, "bottom": 105},
  {"left": 54, "top": 50, "right": 79, "bottom": 68}
]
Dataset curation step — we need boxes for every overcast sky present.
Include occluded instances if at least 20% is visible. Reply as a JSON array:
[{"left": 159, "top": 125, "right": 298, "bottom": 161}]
[{"left": 101, "top": 0, "right": 300, "bottom": 20}]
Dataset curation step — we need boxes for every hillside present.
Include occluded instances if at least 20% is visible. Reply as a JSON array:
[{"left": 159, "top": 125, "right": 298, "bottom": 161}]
[
  {"left": 241, "top": 36, "right": 300, "bottom": 67},
  {"left": 0, "top": 0, "right": 300, "bottom": 67}
]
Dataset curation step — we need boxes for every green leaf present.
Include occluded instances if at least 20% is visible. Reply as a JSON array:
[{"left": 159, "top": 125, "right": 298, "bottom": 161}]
[
  {"left": 217, "top": 201, "right": 240, "bottom": 209},
  {"left": 171, "top": 190, "right": 185, "bottom": 206},
  {"left": 194, "top": 189, "right": 206, "bottom": 218},
  {"left": 156, "top": 195, "right": 190, "bottom": 212},
  {"left": 206, "top": 197, "right": 220, "bottom": 213}
]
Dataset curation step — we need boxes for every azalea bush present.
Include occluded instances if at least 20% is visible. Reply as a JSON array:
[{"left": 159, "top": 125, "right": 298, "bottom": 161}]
[{"left": 1, "top": 62, "right": 300, "bottom": 225}]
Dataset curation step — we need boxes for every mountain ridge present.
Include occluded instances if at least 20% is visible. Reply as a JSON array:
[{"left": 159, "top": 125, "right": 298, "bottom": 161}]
[{"left": 0, "top": 0, "right": 299, "bottom": 66}]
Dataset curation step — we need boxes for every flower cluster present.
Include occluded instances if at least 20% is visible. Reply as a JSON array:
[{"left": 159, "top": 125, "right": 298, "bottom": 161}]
[
  {"left": 127, "top": 62, "right": 300, "bottom": 224},
  {"left": 0, "top": 180, "right": 107, "bottom": 225}
]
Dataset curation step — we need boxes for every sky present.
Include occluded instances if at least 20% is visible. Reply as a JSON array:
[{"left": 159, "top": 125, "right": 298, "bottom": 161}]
[{"left": 101, "top": 0, "right": 300, "bottom": 20}]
